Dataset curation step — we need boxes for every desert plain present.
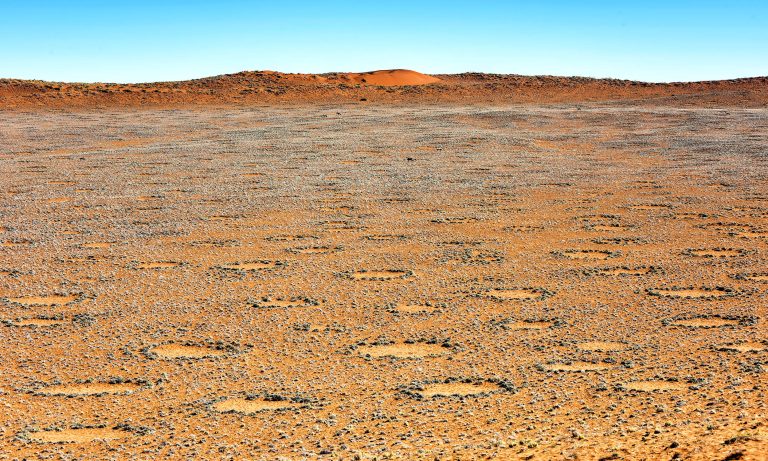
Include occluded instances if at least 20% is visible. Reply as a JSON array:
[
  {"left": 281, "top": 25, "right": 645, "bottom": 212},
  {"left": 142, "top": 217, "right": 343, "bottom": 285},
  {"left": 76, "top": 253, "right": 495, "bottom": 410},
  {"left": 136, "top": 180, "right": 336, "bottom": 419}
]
[{"left": 0, "top": 71, "right": 767, "bottom": 460}]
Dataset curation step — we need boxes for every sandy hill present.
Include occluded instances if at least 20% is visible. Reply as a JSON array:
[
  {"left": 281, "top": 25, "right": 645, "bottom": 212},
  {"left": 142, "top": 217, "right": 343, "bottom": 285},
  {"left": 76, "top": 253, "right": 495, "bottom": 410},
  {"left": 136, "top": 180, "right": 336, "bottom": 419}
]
[
  {"left": 339, "top": 69, "right": 442, "bottom": 86},
  {"left": 1, "top": 69, "right": 766, "bottom": 108}
]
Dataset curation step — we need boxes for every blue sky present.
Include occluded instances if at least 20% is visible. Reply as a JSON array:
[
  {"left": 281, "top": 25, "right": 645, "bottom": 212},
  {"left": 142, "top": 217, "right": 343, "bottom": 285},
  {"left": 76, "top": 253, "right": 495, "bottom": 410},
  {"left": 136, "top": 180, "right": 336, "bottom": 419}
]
[{"left": 1, "top": 1, "right": 766, "bottom": 83}]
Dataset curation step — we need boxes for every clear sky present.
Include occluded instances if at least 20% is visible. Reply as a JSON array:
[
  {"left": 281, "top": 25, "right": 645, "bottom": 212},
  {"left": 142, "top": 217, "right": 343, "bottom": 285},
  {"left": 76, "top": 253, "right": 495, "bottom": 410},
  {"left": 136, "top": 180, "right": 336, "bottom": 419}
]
[{"left": 1, "top": 1, "right": 766, "bottom": 83}]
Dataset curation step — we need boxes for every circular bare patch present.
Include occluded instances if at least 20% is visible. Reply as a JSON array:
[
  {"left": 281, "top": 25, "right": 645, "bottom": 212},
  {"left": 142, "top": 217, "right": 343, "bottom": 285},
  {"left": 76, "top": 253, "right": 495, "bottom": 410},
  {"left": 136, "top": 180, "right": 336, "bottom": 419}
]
[
  {"left": 647, "top": 286, "right": 735, "bottom": 299},
  {"left": 81, "top": 242, "right": 112, "bottom": 249},
  {"left": 419, "top": 382, "right": 499, "bottom": 397},
  {"left": 145, "top": 341, "right": 247, "bottom": 360},
  {"left": 356, "top": 342, "right": 450, "bottom": 358},
  {"left": 592, "top": 266, "right": 656, "bottom": 276},
  {"left": 500, "top": 320, "right": 553, "bottom": 330},
  {"left": 266, "top": 235, "right": 318, "bottom": 242},
  {"left": 218, "top": 260, "right": 284, "bottom": 271},
  {"left": 717, "top": 342, "right": 766, "bottom": 352},
  {"left": 2, "top": 240, "right": 34, "bottom": 247},
  {"left": 346, "top": 269, "right": 413, "bottom": 281},
  {"left": 8, "top": 317, "right": 67, "bottom": 327},
  {"left": 630, "top": 204, "right": 671, "bottom": 211},
  {"left": 542, "top": 361, "right": 613, "bottom": 372},
  {"left": 577, "top": 341, "right": 629, "bottom": 351},
  {"left": 684, "top": 248, "right": 747, "bottom": 258},
  {"left": 135, "top": 261, "right": 181, "bottom": 269},
  {"left": 364, "top": 234, "right": 406, "bottom": 241},
  {"left": 211, "top": 397, "right": 300, "bottom": 414},
  {"left": 5, "top": 294, "right": 81, "bottom": 306},
  {"left": 588, "top": 224, "right": 633, "bottom": 231},
  {"left": 557, "top": 249, "right": 617, "bottom": 260},
  {"left": 190, "top": 239, "right": 240, "bottom": 247},
  {"left": 36, "top": 382, "right": 144, "bottom": 396},
  {"left": 252, "top": 296, "right": 320, "bottom": 309},
  {"left": 402, "top": 378, "right": 513, "bottom": 399},
  {"left": 623, "top": 380, "right": 687, "bottom": 392},
  {"left": 431, "top": 217, "right": 478, "bottom": 224},
  {"left": 27, "top": 427, "right": 132, "bottom": 443},
  {"left": 286, "top": 246, "right": 341, "bottom": 255},
  {"left": 670, "top": 318, "right": 741, "bottom": 328},
  {"left": 392, "top": 302, "right": 439, "bottom": 313},
  {"left": 64, "top": 256, "right": 101, "bottom": 263},
  {"left": 484, "top": 287, "right": 551, "bottom": 301}
]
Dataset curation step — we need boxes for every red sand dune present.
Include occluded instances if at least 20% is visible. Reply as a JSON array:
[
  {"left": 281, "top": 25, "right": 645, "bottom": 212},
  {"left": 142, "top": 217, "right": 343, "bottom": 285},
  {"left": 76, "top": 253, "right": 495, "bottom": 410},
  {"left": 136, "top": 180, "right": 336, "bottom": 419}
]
[
  {"left": 341, "top": 69, "right": 442, "bottom": 86},
  {"left": 1, "top": 68, "right": 766, "bottom": 108}
]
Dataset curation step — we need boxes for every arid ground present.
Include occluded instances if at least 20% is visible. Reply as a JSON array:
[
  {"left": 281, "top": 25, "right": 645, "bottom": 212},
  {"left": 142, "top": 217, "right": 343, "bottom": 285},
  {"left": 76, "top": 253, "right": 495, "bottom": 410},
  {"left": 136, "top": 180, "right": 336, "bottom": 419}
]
[{"left": 1, "top": 75, "right": 767, "bottom": 460}]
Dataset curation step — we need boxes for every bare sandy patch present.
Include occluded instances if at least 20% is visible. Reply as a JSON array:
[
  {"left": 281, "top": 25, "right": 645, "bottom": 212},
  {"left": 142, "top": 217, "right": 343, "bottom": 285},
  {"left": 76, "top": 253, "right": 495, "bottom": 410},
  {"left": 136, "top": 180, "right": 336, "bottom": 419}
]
[
  {"left": 7, "top": 294, "right": 78, "bottom": 306},
  {"left": 671, "top": 318, "right": 740, "bottom": 328},
  {"left": 37, "top": 382, "right": 142, "bottom": 396},
  {"left": 623, "top": 381, "right": 687, "bottom": 392},
  {"left": 597, "top": 266, "right": 653, "bottom": 276},
  {"left": 136, "top": 262, "right": 181, "bottom": 269},
  {"left": 28, "top": 427, "right": 131, "bottom": 443},
  {"left": 211, "top": 398, "right": 300, "bottom": 414},
  {"left": 650, "top": 287, "right": 732, "bottom": 298},
  {"left": 266, "top": 234, "right": 317, "bottom": 242},
  {"left": 577, "top": 341, "right": 629, "bottom": 351},
  {"left": 11, "top": 318, "right": 67, "bottom": 327},
  {"left": 486, "top": 288, "right": 544, "bottom": 300},
  {"left": 718, "top": 342, "right": 766, "bottom": 352},
  {"left": 2, "top": 241, "right": 32, "bottom": 247},
  {"left": 393, "top": 303, "right": 438, "bottom": 313},
  {"left": 288, "top": 246, "right": 339, "bottom": 255},
  {"left": 365, "top": 234, "right": 405, "bottom": 241},
  {"left": 501, "top": 321, "right": 552, "bottom": 330},
  {"left": 561, "top": 250, "right": 614, "bottom": 260},
  {"left": 148, "top": 344, "right": 229, "bottom": 359},
  {"left": 687, "top": 249, "right": 744, "bottom": 257},
  {"left": 357, "top": 343, "right": 449, "bottom": 358},
  {"left": 220, "top": 261, "right": 281, "bottom": 271},
  {"left": 81, "top": 242, "right": 111, "bottom": 249},
  {"left": 431, "top": 216, "right": 477, "bottom": 224},
  {"left": 589, "top": 224, "right": 632, "bottom": 232},
  {"left": 543, "top": 362, "right": 613, "bottom": 372},
  {"left": 732, "top": 230, "right": 768, "bottom": 238},
  {"left": 418, "top": 382, "right": 501, "bottom": 398},
  {"left": 65, "top": 256, "right": 101, "bottom": 263},
  {"left": 253, "top": 297, "right": 319, "bottom": 308},
  {"left": 350, "top": 270, "right": 410, "bottom": 280},
  {"left": 631, "top": 204, "right": 670, "bottom": 210}
]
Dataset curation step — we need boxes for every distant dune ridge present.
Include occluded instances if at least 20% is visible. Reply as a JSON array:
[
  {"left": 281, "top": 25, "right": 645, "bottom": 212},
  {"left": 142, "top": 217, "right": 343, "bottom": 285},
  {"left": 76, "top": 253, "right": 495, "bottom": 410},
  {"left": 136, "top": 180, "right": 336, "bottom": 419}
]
[{"left": 1, "top": 68, "right": 766, "bottom": 108}]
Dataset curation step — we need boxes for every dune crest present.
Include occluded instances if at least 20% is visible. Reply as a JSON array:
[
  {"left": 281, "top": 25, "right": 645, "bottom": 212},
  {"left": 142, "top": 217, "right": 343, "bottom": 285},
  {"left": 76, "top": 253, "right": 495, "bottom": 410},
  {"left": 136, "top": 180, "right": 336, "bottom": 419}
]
[{"left": 342, "top": 69, "right": 441, "bottom": 86}]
